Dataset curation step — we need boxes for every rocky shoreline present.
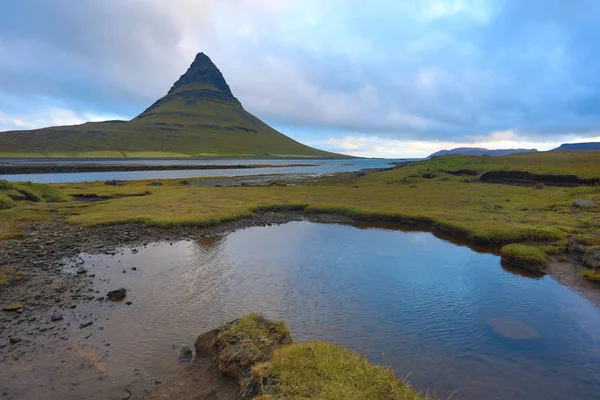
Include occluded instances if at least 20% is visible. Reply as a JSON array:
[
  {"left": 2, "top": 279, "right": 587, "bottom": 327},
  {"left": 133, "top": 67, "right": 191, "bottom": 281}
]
[{"left": 1, "top": 211, "right": 599, "bottom": 399}]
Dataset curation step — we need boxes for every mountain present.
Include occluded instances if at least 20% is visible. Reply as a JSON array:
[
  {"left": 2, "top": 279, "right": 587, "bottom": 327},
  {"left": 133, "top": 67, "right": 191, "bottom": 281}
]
[
  {"left": 551, "top": 142, "right": 600, "bottom": 151},
  {"left": 0, "top": 53, "right": 345, "bottom": 159},
  {"left": 428, "top": 147, "right": 538, "bottom": 158}
]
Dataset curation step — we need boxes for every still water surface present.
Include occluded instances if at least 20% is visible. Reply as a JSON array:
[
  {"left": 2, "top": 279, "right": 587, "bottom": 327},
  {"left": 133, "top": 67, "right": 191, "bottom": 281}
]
[
  {"left": 72, "top": 221, "right": 600, "bottom": 399},
  {"left": 0, "top": 158, "right": 405, "bottom": 183}
]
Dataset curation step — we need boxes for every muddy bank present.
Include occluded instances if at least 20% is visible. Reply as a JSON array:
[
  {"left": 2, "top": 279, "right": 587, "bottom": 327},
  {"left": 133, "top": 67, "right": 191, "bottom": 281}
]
[
  {"left": 0, "top": 163, "right": 318, "bottom": 175},
  {"left": 1, "top": 210, "right": 599, "bottom": 399}
]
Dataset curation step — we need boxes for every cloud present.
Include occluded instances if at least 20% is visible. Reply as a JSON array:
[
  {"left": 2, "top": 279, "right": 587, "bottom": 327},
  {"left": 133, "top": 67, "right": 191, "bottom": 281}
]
[
  {"left": 0, "top": 107, "right": 126, "bottom": 132},
  {"left": 315, "top": 131, "right": 600, "bottom": 158},
  {"left": 1, "top": 0, "right": 600, "bottom": 155}
]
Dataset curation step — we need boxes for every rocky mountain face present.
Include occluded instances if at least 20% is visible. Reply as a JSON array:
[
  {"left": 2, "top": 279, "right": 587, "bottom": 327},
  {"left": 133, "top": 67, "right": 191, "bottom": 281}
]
[
  {"left": 428, "top": 147, "right": 538, "bottom": 158},
  {"left": 136, "top": 53, "right": 242, "bottom": 120}
]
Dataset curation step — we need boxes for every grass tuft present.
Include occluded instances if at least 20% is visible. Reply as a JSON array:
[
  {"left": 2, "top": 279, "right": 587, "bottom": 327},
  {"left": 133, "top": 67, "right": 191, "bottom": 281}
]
[
  {"left": 582, "top": 269, "right": 600, "bottom": 282},
  {"left": 251, "top": 342, "right": 430, "bottom": 400},
  {"left": 501, "top": 244, "right": 548, "bottom": 266},
  {"left": 214, "top": 313, "right": 292, "bottom": 380},
  {"left": 0, "top": 194, "right": 16, "bottom": 210}
]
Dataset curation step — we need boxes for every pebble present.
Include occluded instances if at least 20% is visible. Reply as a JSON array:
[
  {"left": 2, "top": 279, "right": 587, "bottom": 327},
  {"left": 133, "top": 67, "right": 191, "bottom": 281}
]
[
  {"left": 51, "top": 313, "right": 64, "bottom": 321},
  {"left": 80, "top": 321, "right": 93, "bottom": 328},
  {"left": 2, "top": 303, "right": 23, "bottom": 312},
  {"left": 107, "top": 288, "right": 127, "bottom": 301},
  {"left": 76, "top": 267, "right": 87, "bottom": 275}
]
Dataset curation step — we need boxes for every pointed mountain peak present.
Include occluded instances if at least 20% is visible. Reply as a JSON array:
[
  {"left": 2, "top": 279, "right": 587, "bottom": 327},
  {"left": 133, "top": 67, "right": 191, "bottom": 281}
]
[
  {"left": 136, "top": 52, "right": 241, "bottom": 120},
  {"left": 167, "top": 52, "right": 236, "bottom": 99}
]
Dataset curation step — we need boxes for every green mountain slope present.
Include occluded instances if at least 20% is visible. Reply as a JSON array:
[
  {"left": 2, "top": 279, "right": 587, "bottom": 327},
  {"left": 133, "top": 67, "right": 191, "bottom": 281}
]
[{"left": 0, "top": 53, "right": 346, "bottom": 159}]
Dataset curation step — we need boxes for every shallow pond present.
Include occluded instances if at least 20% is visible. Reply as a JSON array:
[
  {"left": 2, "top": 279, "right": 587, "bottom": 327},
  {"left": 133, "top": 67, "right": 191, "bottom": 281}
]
[{"left": 70, "top": 221, "right": 600, "bottom": 399}]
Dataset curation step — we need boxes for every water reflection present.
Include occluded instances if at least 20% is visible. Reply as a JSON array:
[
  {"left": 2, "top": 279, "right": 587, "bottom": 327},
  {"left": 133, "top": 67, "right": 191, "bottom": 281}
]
[{"left": 71, "top": 221, "right": 600, "bottom": 400}]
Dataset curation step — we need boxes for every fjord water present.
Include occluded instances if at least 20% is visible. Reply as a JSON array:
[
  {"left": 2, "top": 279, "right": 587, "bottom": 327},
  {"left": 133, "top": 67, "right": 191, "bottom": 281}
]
[
  {"left": 75, "top": 221, "right": 600, "bottom": 399},
  {"left": 0, "top": 158, "right": 405, "bottom": 183}
]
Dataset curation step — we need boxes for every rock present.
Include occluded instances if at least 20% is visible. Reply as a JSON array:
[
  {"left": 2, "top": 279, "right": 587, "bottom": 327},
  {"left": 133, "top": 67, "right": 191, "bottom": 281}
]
[
  {"left": 131, "top": 267, "right": 137, "bottom": 271},
  {"left": 147, "top": 182, "right": 163, "bottom": 187},
  {"left": 125, "top": 301, "right": 132, "bottom": 305},
  {"left": 568, "top": 239, "right": 588, "bottom": 254},
  {"left": 122, "top": 389, "right": 132, "bottom": 400},
  {"left": 107, "top": 288, "right": 127, "bottom": 301},
  {"left": 178, "top": 345, "right": 193, "bottom": 362},
  {"left": 51, "top": 313, "right": 63, "bottom": 321},
  {"left": 355, "top": 171, "right": 366, "bottom": 177},
  {"left": 76, "top": 266, "right": 87, "bottom": 274},
  {"left": 80, "top": 321, "right": 93, "bottom": 328},
  {"left": 105, "top": 180, "right": 119, "bottom": 186},
  {"left": 96, "top": 296, "right": 105, "bottom": 301},
  {"left": 573, "top": 199, "right": 597, "bottom": 208},
  {"left": 9, "top": 337, "right": 21, "bottom": 344},
  {"left": 583, "top": 248, "right": 600, "bottom": 269},
  {"left": 3, "top": 303, "right": 23, "bottom": 311},
  {"left": 534, "top": 183, "right": 545, "bottom": 189},
  {"left": 179, "top": 180, "right": 190, "bottom": 185}
]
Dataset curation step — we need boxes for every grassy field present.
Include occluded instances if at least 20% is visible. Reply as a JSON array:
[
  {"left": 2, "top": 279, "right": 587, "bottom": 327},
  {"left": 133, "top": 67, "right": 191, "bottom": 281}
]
[
  {"left": 422, "top": 151, "right": 600, "bottom": 177},
  {"left": 0, "top": 153, "right": 598, "bottom": 244},
  {"left": 1, "top": 151, "right": 598, "bottom": 247}
]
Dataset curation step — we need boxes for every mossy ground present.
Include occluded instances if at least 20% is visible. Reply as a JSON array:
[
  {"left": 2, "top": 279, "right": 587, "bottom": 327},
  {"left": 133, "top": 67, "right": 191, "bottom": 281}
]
[{"left": 215, "top": 313, "right": 291, "bottom": 377}]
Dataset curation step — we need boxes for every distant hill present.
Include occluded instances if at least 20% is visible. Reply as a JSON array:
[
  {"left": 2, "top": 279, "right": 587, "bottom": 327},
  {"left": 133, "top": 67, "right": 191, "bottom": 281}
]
[
  {"left": 551, "top": 142, "right": 600, "bottom": 151},
  {"left": 428, "top": 147, "right": 538, "bottom": 158},
  {"left": 0, "top": 53, "right": 346, "bottom": 159}
]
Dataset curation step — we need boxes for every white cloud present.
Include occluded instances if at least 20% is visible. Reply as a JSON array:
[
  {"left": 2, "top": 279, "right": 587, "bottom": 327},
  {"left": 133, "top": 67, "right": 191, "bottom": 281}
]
[
  {"left": 0, "top": 108, "right": 127, "bottom": 131},
  {"left": 315, "top": 131, "right": 600, "bottom": 158}
]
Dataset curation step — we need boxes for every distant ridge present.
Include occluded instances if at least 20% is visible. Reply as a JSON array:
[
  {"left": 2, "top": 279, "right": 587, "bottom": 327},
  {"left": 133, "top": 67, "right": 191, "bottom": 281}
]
[
  {"left": 0, "top": 53, "right": 346, "bottom": 159},
  {"left": 551, "top": 142, "right": 600, "bottom": 151},
  {"left": 428, "top": 147, "right": 538, "bottom": 158}
]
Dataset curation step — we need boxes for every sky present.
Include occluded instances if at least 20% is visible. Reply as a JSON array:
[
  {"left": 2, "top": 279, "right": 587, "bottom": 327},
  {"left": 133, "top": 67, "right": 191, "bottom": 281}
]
[{"left": 1, "top": 0, "right": 600, "bottom": 158}]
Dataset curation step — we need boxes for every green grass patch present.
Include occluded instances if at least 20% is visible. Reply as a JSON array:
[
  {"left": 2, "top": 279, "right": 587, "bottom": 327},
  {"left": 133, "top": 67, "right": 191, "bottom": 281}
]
[
  {"left": 540, "top": 244, "right": 566, "bottom": 255},
  {"left": 0, "top": 194, "right": 16, "bottom": 210},
  {"left": 582, "top": 269, "right": 600, "bottom": 282},
  {"left": 501, "top": 244, "right": 548, "bottom": 266},
  {"left": 251, "top": 342, "right": 430, "bottom": 400},
  {"left": 422, "top": 151, "right": 600, "bottom": 178}
]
